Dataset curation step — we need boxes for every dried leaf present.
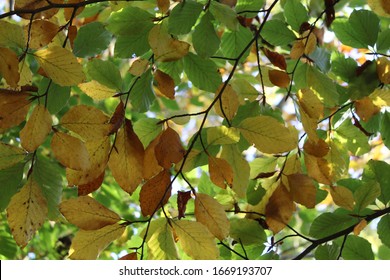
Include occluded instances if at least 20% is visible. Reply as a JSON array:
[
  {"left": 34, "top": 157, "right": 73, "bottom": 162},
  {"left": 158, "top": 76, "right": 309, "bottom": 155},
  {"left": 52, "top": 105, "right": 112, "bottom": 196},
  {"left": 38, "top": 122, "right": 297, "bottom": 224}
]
[
  {"left": 143, "top": 134, "right": 164, "bottom": 180},
  {"left": 78, "top": 171, "right": 105, "bottom": 196},
  {"left": 0, "top": 90, "right": 30, "bottom": 131},
  {"left": 148, "top": 24, "right": 190, "bottom": 62},
  {"left": 214, "top": 84, "right": 239, "bottom": 121},
  {"left": 329, "top": 186, "right": 355, "bottom": 211},
  {"left": 154, "top": 70, "right": 175, "bottom": 99},
  {"left": 60, "top": 196, "right": 121, "bottom": 230},
  {"left": 20, "top": 104, "right": 52, "bottom": 152},
  {"left": 78, "top": 80, "right": 116, "bottom": 100},
  {"left": 263, "top": 48, "right": 287, "bottom": 70},
  {"left": 139, "top": 169, "right": 171, "bottom": 216},
  {"left": 287, "top": 173, "right": 317, "bottom": 208},
  {"left": 265, "top": 183, "right": 295, "bottom": 234},
  {"left": 208, "top": 156, "right": 234, "bottom": 189},
  {"left": 109, "top": 101, "right": 125, "bottom": 135},
  {"left": 6, "top": 177, "right": 47, "bottom": 248},
  {"left": 119, "top": 252, "right": 138, "bottom": 260},
  {"left": 195, "top": 193, "right": 230, "bottom": 240},
  {"left": 60, "top": 105, "right": 111, "bottom": 141},
  {"left": 0, "top": 47, "right": 20, "bottom": 88},
  {"left": 268, "top": 69, "right": 291, "bottom": 88},
  {"left": 353, "top": 219, "right": 367, "bottom": 236},
  {"left": 34, "top": 45, "right": 85, "bottom": 86},
  {"left": 69, "top": 223, "right": 126, "bottom": 260},
  {"left": 108, "top": 120, "right": 144, "bottom": 194},
  {"left": 51, "top": 131, "right": 90, "bottom": 171},
  {"left": 155, "top": 127, "right": 185, "bottom": 169},
  {"left": 0, "top": 142, "right": 26, "bottom": 170},
  {"left": 172, "top": 219, "right": 219, "bottom": 260},
  {"left": 177, "top": 191, "right": 192, "bottom": 219}
]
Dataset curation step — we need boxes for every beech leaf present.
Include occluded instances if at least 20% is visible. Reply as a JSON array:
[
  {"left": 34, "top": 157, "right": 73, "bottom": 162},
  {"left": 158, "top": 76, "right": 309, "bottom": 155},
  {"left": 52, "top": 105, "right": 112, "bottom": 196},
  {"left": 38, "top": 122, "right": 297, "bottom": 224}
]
[
  {"left": 155, "top": 127, "right": 185, "bottom": 169},
  {"left": 0, "top": 47, "right": 20, "bottom": 88},
  {"left": 0, "top": 142, "right": 26, "bottom": 170}
]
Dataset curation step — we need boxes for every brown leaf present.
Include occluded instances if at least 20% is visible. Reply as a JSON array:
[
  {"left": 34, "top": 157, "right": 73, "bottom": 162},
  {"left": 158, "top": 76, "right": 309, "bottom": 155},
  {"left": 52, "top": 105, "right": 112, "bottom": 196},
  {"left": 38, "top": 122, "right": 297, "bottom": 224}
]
[
  {"left": 157, "top": 0, "right": 170, "bottom": 13},
  {"left": 143, "top": 134, "right": 164, "bottom": 180},
  {"left": 263, "top": 48, "right": 287, "bottom": 70},
  {"left": 140, "top": 169, "right": 171, "bottom": 216},
  {"left": 0, "top": 90, "right": 30, "bottom": 131},
  {"left": 108, "top": 120, "right": 144, "bottom": 194},
  {"left": 355, "top": 97, "right": 381, "bottom": 122},
  {"left": 0, "top": 47, "right": 20, "bottom": 88},
  {"left": 177, "top": 191, "right": 192, "bottom": 219},
  {"left": 154, "top": 70, "right": 175, "bottom": 99},
  {"left": 78, "top": 171, "right": 105, "bottom": 196},
  {"left": 265, "top": 183, "right": 295, "bottom": 234},
  {"left": 15, "top": 0, "right": 62, "bottom": 19},
  {"left": 303, "top": 138, "right": 330, "bottom": 158},
  {"left": 68, "top": 25, "right": 77, "bottom": 49},
  {"left": 268, "top": 69, "right": 290, "bottom": 88},
  {"left": 64, "top": 0, "right": 84, "bottom": 21},
  {"left": 324, "top": 0, "right": 336, "bottom": 27},
  {"left": 155, "top": 127, "right": 185, "bottom": 169},
  {"left": 290, "top": 40, "right": 305, "bottom": 60},
  {"left": 24, "top": 20, "right": 59, "bottom": 49},
  {"left": 287, "top": 173, "right": 317, "bottom": 208},
  {"left": 119, "top": 252, "right": 138, "bottom": 260},
  {"left": 208, "top": 156, "right": 234, "bottom": 189},
  {"left": 109, "top": 101, "right": 125, "bottom": 135}
]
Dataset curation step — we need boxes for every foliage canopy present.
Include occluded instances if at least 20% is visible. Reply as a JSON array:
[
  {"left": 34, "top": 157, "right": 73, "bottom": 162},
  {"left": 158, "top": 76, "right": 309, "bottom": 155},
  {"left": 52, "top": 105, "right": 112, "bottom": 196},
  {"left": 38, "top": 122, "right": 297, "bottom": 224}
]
[{"left": 0, "top": 0, "right": 390, "bottom": 260}]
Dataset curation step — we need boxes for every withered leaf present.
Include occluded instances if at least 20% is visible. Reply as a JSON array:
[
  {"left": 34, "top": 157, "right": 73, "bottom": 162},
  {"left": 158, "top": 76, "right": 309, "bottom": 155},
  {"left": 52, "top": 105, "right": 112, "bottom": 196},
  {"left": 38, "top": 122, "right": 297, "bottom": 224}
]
[
  {"left": 143, "top": 134, "right": 164, "bottom": 180},
  {"left": 78, "top": 171, "right": 105, "bottom": 196},
  {"left": 155, "top": 127, "right": 185, "bottom": 169},
  {"left": 109, "top": 101, "right": 125, "bottom": 135},
  {"left": 139, "top": 169, "right": 171, "bottom": 217},
  {"left": 263, "top": 48, "right": 287, "bottom": 70},
  {"left": 268, "top": 69, "right": 291, "bottom": 88},
  {"left": 177, "top": 191, "right": 192, "bottom": 219},
  {"left": 154, "top": 70, "right": 175, "bottom": 99}
]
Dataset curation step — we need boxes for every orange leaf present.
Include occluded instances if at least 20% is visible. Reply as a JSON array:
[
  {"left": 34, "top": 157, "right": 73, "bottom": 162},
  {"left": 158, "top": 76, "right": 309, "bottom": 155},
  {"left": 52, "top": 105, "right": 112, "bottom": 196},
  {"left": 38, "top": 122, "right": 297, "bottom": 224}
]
[
  {"left": 108, "top": 120, "right": 144, "bottom": 194},
  {"left": 157, "top": 0, "right": 170, "bottom": 13},
  {"left": 268, "top": 69, "right": 290, "bottom": 88},
  {"left": 353, "top": 219, "right": 367, "bottom": 236},
  {"left": 140, "top": 169, "right": 171, "bottom": 216},
  {"left": 78, "top": 171, "right": 105, "bottom": 196},
  {"left": 263, "top": 48, "right": 287, "bottom": 70},
  {"left": 287, "top": 173, "right": 317, "bottom": 208},
  {"left": 109, "top": 101, "right": 125, "bottom": 135},
  {"left": 143, "top": 134, "right": 164, "bottom": 180},
  {"left": 154, "top": 70, "right": 175, "bottom": 99},
  {"left": 355, "top": 97, "right": 380, "bottom": 122},
  {"left": 208, "top": 156, "right": 234, "bottom": 189},
  {"left": 119, "top": 252, "right": 138, "bottom": 260},
  {"left": 155, "top": 127, "right": 185, "bottom": 169},
  {"left": 265, "top": 183, "right": 295, "bottom": 234},
  {"left": 0, "top": 90, "right": 30, "bottom": 131}
]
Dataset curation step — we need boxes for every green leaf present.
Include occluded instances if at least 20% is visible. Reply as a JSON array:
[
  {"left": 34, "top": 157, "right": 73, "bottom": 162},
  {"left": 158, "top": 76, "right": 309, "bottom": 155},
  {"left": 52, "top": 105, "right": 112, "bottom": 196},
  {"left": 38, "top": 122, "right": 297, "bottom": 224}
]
[
  {"left": 353, "top": 180, "right": 381, "bottom": 213},
  {"left": 73, "top": 22, "right": 112, "bottom": 58},
  {"left": 315, "top": 243, "right": 340, "bottom": 260},
  {"left": 309, "top": 211, "right": 358, "bottom": 239},
  {"left": 230, "top": 218, "right": 267, "bottom": 246},
  {"left": 33, "top": 154, "right": 64, "bottom": 220},
  {"left": 158, "top": 60, "right": 184, "bottom": 86},
  {"left": 221, "top": 25, "right": 253, "bottom": 62},
  {"left": 378, "top": 245, "right": 390, "bottom": 260},
  {"left": 183, "top": 53, "right": 222, "bottom": 92},
  {"left": 86, "top": 59, "right": 123, "bottom": 91},
  {"left": 0, "top": 229, "right": 18, "bottom": 259},
  {"left": 0, "top": 143, "right": 26, "bottom": 170},
  {"left": 284, "top": 0, "right": 309, "bottom": 32},
  {"left": 332, "top": 10, "right": 379, "bottom": 48},
  {"left": 261, "top": 20, "right": 296, "bottom": 46},
  {"left": 334, "top": 120, "right": 371, "bottom": 156},
  {"left": 192, "top": 12, "right": 220, "bottom": 58},
  {"left": 378, "top": 215, "right": 390, "bottom": 249},
  {"left": 129, "top": 71, "right": 155, "bottom": 113},
  {"left": 308, "top": 47, "right": 331, "bottom": 73},
  {"left": 168, "top": 0, "right": 203, "bottom": 35},
  {"left": 133, "top": 118, "right": 163, "bottom": 148},
  {"left": 364, "top": 160, "right": 390, "bottom": 204},
  {"left": 377, "top": 29, "right": 390, "bottom": 52},
  {"left": 235, "top": 0, "right": 265, "bottom": 18},
  {"left": 331, "top": 53, "right": 357, "bottom": 82},
  {"left": 380, "top": 112, "right": 390, "bottom": 150},
  {"left": 37, "top": 78, "right": 70, "bottom": 114},
  {"left": 306, "top": 65, "right": 339, "bottom": 107},
  {"left": 114, "top": 33, "right": 151, "bottom": 58},
  {"left": 0, "top": 163, "right": 24, "bottom": 211},
  {"left": 246, "top": 181, "right": 266, "bottom": 205},
  {"left": 107, "top": 6, "right": 154, "bottom": 36},
  {"left": 338, "top": 235, "right": 374, "bottom": 260},
  {"left": 209, "top": 1, "right": 239, "bottom": 31}
]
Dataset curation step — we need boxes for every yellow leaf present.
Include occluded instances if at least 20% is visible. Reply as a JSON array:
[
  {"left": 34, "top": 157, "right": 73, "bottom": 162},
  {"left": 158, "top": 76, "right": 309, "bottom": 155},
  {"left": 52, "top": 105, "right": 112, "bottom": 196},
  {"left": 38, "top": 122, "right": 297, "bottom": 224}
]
[
  {"left": 155, "top": 127, "right": 185, "bottom": 169},
  {"left": 268, "top": 69, "right": 291, "bottom": 88},
  {"left": 129, "top": 58, "right": 150, "bottom": 77},
  {"left": 0, "top": 20, "right": 25, "bottom": 48},
  {"left": 329, "top": 186, "right": 355, "bottom": 211},
  {"left": 34, "top": 45, "right": 85, "bottom": 86},
  {"left": 207, "top": 126, "right": 240, "bottom": 145},
  {"left": 139, "top": 170, "right": 171, "bottom": 216},
  {"left": 66, "top": 137, "right": 110, "bottom": 186},
  {"left": 303, "top": 138, "right": 330, "bottom": 158},
  {"left": 144, "top": 218, "right": 179, "bottom": 260},
  {"left": 298, "top": 88, "right": 324, "bottom": 120},
  {"left": 208, "top": 156, "right": 234, "bottom": 189},
  {"left": 25, "top": 20, "right": 59, "bottom": 50},
  {"left": 78, "top": 80, "right": 116, "bottom": 100},
  {"left": 265, "top": 183, "right": 295, "bottom": 234},
  {"left": 154, "top": 69, "right": 175, "bottom": 99},
  {"left": 304, "top": 152, "right": 332, "bottom": 185},
  {"left": 172, "top": 219, "right": 219, "bottom": 260},
  {"left": 238, "top": 116, "right": 297, "bottom": 154},
  {"left": 51, "top": 131, "right": 90, "bottom": 171},
  {"left": 108, "top": 120, "right": 144, "bottom": 194},
  {"left": 148, "top": 24, "right": 190, "bottom": 62},
  {"left": 0, "top": 90, "right": 30, "bottom": 131},
  {"left": 376, "top": 57, "right": 390, "bottom": 84},
  {"left": 0, "top": 142, "right": 26, "bottom": 170},
  {"left": 0, "top": 47, "right": 20, "bottom": 88},
  {"left": 20, "top": 104, "right": 52, "bottom": 152},
  {"left": 368, "top": 0, "right": 390, "bottom": 18},
  {"left": 369, "top": 87, "right": 390, "bottom": 108},
  {"left": 69, "top": 223, "right": 126, "bottom": 259},
  {"left": 60, "top": 105, "right": 111, "bottom": 141},
  {"left": 290, "top": 40, "right": 305, "bottom": 60},
  {"left": 287, "top": 173, "right": 317, "bottom": 208},
  {"left": 303, "top": 31, "right": 317, "bottom": 55},
  {"left": 355, "top": 96, "right": 380, "bottom": 122},
  {"left": 299, "top": 108, "right": 319, "bottom": 142},
  {"left": 214, "top": 84, "right": 239, "bottom": 120},
  {"left": 6, "top": 177, "right": 47, "bottom": 248},
  {"left": 353, "top": 219, "right": 368, "bottom": 236},
  {"left": 60, "top": 196, "right": 121, "bottom": 230},
  {"left": 195, "top": 193, "right": 230, "bottom": 240}
]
